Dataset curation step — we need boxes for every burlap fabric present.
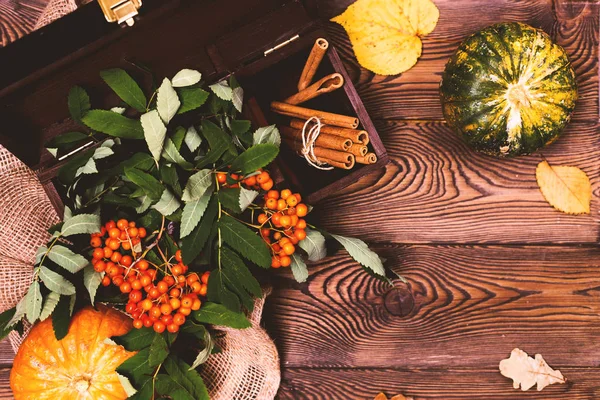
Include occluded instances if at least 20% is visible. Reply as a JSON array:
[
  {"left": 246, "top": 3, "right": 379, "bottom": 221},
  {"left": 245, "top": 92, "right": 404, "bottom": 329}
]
[
  {"left": 201, "top": 288, "right": 281, "bottom": 400},
  {"left": 0, "top": 146, "right": 60, "bottom": 352},
  {"left": 34, "top": 0, "right": 78, "bottom": 30}
]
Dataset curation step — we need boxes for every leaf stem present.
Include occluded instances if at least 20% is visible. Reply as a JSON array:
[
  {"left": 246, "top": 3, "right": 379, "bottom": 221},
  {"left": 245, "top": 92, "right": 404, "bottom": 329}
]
[{"left": 35, "top": 233, "right": 63, "bottom": 279}]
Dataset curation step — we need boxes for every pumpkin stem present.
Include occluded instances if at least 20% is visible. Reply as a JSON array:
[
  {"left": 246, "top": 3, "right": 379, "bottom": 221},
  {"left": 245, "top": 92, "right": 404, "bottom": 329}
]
[
  {"left": 73, "top": 376, "right": 91, "bottom": 393},
  {"left": 506, "top": 82, "right": 532, "bottom": 109}
]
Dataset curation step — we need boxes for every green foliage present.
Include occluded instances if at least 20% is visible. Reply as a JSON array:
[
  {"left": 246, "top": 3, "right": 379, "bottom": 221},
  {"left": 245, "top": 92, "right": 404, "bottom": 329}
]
[
  {"left": 192, "top": 302, "right": 251, "bottom": 329},
  {"left": 219, "top": 215, "right": 271, "bottom": 268},
  {"left": 112, "top": 327, "right": 156, "bottom": 351},
  {"left": 181, "top": 196, "right": 218, "bottom": 265},
  {"left": 82, "top": 110, "right": 144, "bottom": 139},
  {"left": 331, "top": 234, "right": 385, "bottom": 277},
  {"left": 100, "top": 68, "right": 147, "bottom": 112},
  {"left": 149, "top": 333, "right": 169, "bottom": 367},
  {"left": 52, "top": 295, "right": 72, "bottom": 340},
  {"left": 230, "top": 144, "right": 279, "bottom": 175},
  {"left": 67, "top": 86, "right": 90, "bottom": 122},
  {"left": 177, "top": 87, "right": 209, "bottom": 114}
]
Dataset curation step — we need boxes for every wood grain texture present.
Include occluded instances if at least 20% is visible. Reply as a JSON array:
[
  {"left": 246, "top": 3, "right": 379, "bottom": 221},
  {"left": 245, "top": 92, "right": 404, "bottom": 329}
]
[
  {"left": 278, "top": 367, "right": 600, "bottom": 399},
  {"left": 322, "top": 0, "right": 599, "bottom": 122},
  {"left": 0, "top": 341, "right": 13, "bottom": 367},
  {"left": 265, "top": 245, "right": 600, "bottom": 369},
  {"left": 0, "top": 0, "right": 48, "bottom": 47},
  {"left": 311, "top": 120, "right": 600, "bottom": 244},
  {"left": 0, "top": 369, "right": 11, "bottom": 400}
]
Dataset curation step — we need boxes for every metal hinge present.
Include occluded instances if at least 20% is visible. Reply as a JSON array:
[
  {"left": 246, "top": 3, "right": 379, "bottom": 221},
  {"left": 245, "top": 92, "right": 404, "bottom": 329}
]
[
  {"left": 98, "top": 0, "right": 142, "bottom": 26},
  {"left": 264, "top": 34, "right": 300, "bottom": 56}
]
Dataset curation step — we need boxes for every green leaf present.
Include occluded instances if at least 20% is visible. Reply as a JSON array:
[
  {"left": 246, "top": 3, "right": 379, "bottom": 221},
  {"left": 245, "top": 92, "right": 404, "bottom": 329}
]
[
  {"left": 118, "top": 153, "right": 155, "bottom": 172},
  {"left": 116, "top": 373, "right": 138, "bottom": 397},
  {"left": 180, "top": 190, "right": 212, "bottom": 238},
  {"left": 189, "top": 329, "right": 213, "bottom": 370},
  {"left": 177, "top": 87, "right": 210, "bottom": 114},
  {"left": 52, "top": 295, "right": 71, "bottom": 340},
  {"left": 207, "top": 272, "right": 241, "bottom": 312},
  {"left": 182, "top": 169, "right": 213, "bottom": 202},
  {"left": 239, "top": 186, "right": 258, "bottom": 211},
  {"left": 160, "top": 164, "right": 182, "bottom": 197},
  {"left": 290, "top": 253, "right": 309, "bottom": 283},
  {"left": 68, "top": 86, "right": 90, "bottom": 122},
  {"left": 184, "top": 126, "right": 202, "bottom": 152},
  {"left": 117, "top": 347, "right": 153, "bottom": 386},
  {"left": 253, "top": 125, "right": 281, "bottom": 146},
  {"left": 181, "top": 196, "right": 218, "bottom": 265},
  {"left": 135, "top": 195, "right": 153, "bottom": 213},
  {"left": 39, "top": 291, "right": 61, "bottom": 321},
  {"left": 47, "top": 245, "right": 89, "bottom": 273},
  {"left": 157, "top": 78, "right": 180, "bottom": 124},
  {"left": 125, "top": 168, "right": 164, "bottom": 200},
  {"left": 83, "top": 265, "right": 103, "bottom": 304},
  {"left": 39, "top": 266, "right": 76, "bottom": 295},
  {"left": 232, "top": 86, "right": 243, "bottom": 112},
  {"left": 152, "top": 189, "right": 180, "bottom": 216},
  {"left": 219, "top": 214, "right": 271, "bottom": 268},
  {"left": 35, "top": 245, "right": 48, "bottom": 264},
  {"left": 196, "top": 120, "right": 230, "bottom": 168},
  {"left": 127, "top": 379, "right": 153, "bottom": 400},
  {"left": 69, "top": 293, "right": 76, "bottom": 316},
  {"left": 230, "top": 120, "right": 251, "bottom": 135},
  {"left": 180, "top": 320, "right": 207, "bottom": 340},
  {"left": 218, "top": 188, "right": 241, "bottom": 213},
  {"left": 162, "top": 138, "right": 193, "bottom": 169},
  {"left": 140, "top": 109, "right": 167, "bottom": 162},
  {"left": 155, "top": 375, "right": 195, "bottom": 400},
  {"left": 58, "top": 148, "right": 94, "bottom": 184},
  {"left": 100, "top": 68, "right": 147, "bottom": 112},
  {"left": 149, "top": 333, "right": 169, "bottom": 367},
  {"left": 104, "top": 192, "right": 142, "bottom": 208},
  {"left": 61, "top": 213, "right": 101, "bottom": 236},
  {"left": 221, "top": 248, "right": 261, "bottom": 298},
  {"left": 162, "top": 356, "right": 210, "bottom": 399},
  {"left": 82, "top": 110, "right": 144, "bottom": 139},
  {"left": 230, "top": 144, "right": 279, "bottom": 175},
  {"left": 192, "top": 302, "right": 251, "bottom": 329},
  {"left": 25, "top": 280, "right": 42, "bottom": 323},
  {"left": 331, "top": 234, "right": 385, "bottom": 277},
  {"left": 75, "top": 157, "right": 97, "bottom": 176},
  {"left": 112, "top": 327, "right": 155, "bottom": 351},
  {"left": 45, "top": 132, "right": 90, "bottom": 158},
  {"left": 172, "top": 69, "right": 202, "bottom": 87},
  {"left": 0, "top": 307, "right": 16, "bottom": 340},
  {"left": 111, "top": 107, "right": 126, "bottom": 114},
  {"left": 209, "top": 80, "right": 233, "bottom": 101},
  {"left": 298, "top": 228, "right": 327, "bottom": 262}
]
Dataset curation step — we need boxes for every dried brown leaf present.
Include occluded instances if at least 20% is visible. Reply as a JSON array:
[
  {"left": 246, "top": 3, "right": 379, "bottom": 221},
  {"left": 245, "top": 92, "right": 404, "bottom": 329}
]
[
  {"left": 499, "top": 348, "right": 566, "bottom": 391},
  {"left": 536, "top": 160, "right": 591, "bottom": 214}
]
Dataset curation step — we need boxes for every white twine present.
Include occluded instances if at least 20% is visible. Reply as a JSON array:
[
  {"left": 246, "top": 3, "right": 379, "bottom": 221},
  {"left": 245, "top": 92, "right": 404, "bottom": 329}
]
[{"left": 301, "top": 117, "right": 333, "bottom": 170}]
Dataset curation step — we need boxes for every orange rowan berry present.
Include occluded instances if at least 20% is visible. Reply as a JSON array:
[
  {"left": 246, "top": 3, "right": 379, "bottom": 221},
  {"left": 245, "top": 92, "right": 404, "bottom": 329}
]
[
  {"left": 113, "top": 276, "right": 125, "bottom": 286},
  {"left": 147, "top": 269, "right": 157, "bottom": 279},
  {"left": 131, "top": 280, "right": 142, "bottom": 291},
  {"left": 148, "top": 287, "right": 160, "bottom": 299},
  {"left": 280, "top": 189, "right": 291, "bottom": 200},
  {"left": 153, "top": 321, "right": 166, "bottom": 333},
  {"left": 126, "top": 303, "right": 137, "bottom": 314},
  {"left": 256, "top": 171, "right": 270, "bottom": 184},
  {"left": 121, "top": 255, "right": 133, "bottom": 267},
  {"left": 290, "top": 236, "right": 299, "bottom": 245},
  {"left": 280, "top": 215, "right": 291, "bottom": 228},
  {"left": 271, "top": 257, "right": 281, "bottom": 268},
  {"left": 161, "top": 314, "right": 173, "bottom": 324},
  {"left": 93, "top": 248, "right": 104, "bottom": 259},
  {"left": 280, "top": 255, "right": 291, "bottom": 267},
  {"left": 273, "top": 232, "right": 282, "bottom": 241},
  {"left": 271, "top": 213, "right": 282, "bottom": 227},
  {"left": 179, "top": 307, "right": 191, "bottom": 316},
  {"left": 191, "top": 299, "right": 201, "bottom": 311},
  {"left": 296, "top": 204, "right": 308, "bottom": 217},
  {"left": 108, "top": 228, "right": 121, "bottom": 239},
  {"left": 143, "top": 317, "right": 154, "bottom": 328},
  {"left": 286, "top": 196, "right": 298, "bottom": 207},
  {"left": 199, "top": 284, "right": 208, "bottom": 296},
  {"left": 244, "top": 176, "right": 257, "bottom": 187},
  {"left": 260, "top": 228, "right": 271, "bottom": 238},
  {"left": 140, "top": 299, "right": 153, "bottom": 311},
  {"left": 294, "top": 193, "right": 302, "bottom": 202},
  {"left": 102, "top": 276, "right": 111, "bottom": 286},
  {"left": 119, "top": 231, "right": 128, "bottom": 240},
  {"left": 110, "top": 251, "right": 122, "bottom": 263},
  {"left": 121, "top": 241, "right": 131, "bottom": 251},
  {"left": 294, "top": 229, "right": 307, "bottom": 241},
  {"left": 117, "top": 219, "right": 129, "bottom": 230},
  {"left": 266, "top": 198, "right": 277, "bottom": 210},
  {"left": 157, "top": 281, "right": 169, "bottom": 293},
  {"left": 257, "top": 214, "right": 268, "bottom": 225},
  {"left": 138, "top": 227, "right": 147, "bottom": 238},
  {"left": 128, "top": 227, "right": 138, "bottom": 237},
  {"left": 266, "top": 190, "right": 279, "bottom": 199},
  {"left": 191, "top": 281, "right": 202, "bottom": 293},
  {"left": 100, "top": 226, "right": 107, "bottom": 236},
  {"left": 140, "top": 275, "right": 152, "bottom": 287},
  {"left": 150, "top": 306, "right": 162, "bottom": 319},
  {"left": 296, "top": 219, "right": 307, "bottom": 230},
  {"left": 287, "top": 207, "right": 296, "bottom": 216},
  {"left": 290, "top": 215, "right": 299, "bottom": 227},
  {"left": 94, "top": 260, "right": 106, "bottom": 273},
  {"left": 170, "top": 298, "right": 181, "bottom": 310},
  {"left": 260, "top": 179, "right": 274, "bottom": 191},
  {"left": 201, "top": 272, "right": 210, "bottom": 284},
  {"left": 108, "top": 239, "right": 120, "bottom": 251},
  {"left": 131, "top": 237, "right": 141, "bottom": 246},
  {"left": 90, "top": 237, "right": 102, "bottom": 248},
  {"left": 163, "top": 276, "right": 175, "bottom": 286},
  {"left": 137, "top": 259, "right": 149, "bottom": 271},
  {"left": 181, "top": 296, "right": 193, "bottom": 308},
  {"left": 276, "top": 199, "right": 287, "bottom": 211},
  {"left": 173, "top": 313, "right": 186, "bottom": 326},
  {"left": 283, "top": 243, "right": 295, "bottom": 255},
  {"left": 160, "top": 304, "right": 172, "bottom": 315},
  {"left": 172, "top": 264, "right": 183, "bottom": 276},
  {"left": 133, "top": 319, "right": 143, "bottom": 329},
  {"left": 170, "top": 288, "right": 181, "bottom": 297},
  {"left": 120, "top": 282, "right": 132, "bottom": 293},
  {"left": 167, "top": 323, "right": 179, "bottom": 333},
  {"left": 187, "top": 274, "right": 199, "bottom": 285},
  {"left": 177, "top": 275, "right": 186, "bottom": 286},
  {"left": 106, "top": 221, "right": 117, "bottom": 230},
  {"left": 103, "top": 247, "right": 113, "bottom": 258},
  {"left": 272, "top": 243, "right": 281, "bottom": 253},
  {"left": 129, "top": 221, "right": 136, "bottom": 227},
  {"left": 217, "top": 172, "right": 227, "bottom": 184},
  {"left": 175, "top": 250, "right": 182, "bottom": 262}
]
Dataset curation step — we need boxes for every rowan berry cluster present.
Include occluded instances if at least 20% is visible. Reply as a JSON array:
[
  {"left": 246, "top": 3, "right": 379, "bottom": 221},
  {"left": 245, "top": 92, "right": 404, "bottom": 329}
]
[
  {"left": 255, "top": 189, "right": 308, "bottom": 268},
  {"left": 216, "top": 169, "right": 274, "bottom": 191},
  {"left": 90, "top": 219, "right": 210, "bottom": 334}
]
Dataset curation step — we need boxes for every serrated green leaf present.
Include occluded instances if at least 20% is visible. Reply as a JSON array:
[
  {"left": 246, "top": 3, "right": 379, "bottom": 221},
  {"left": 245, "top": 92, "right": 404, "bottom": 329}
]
[
  {"left": 219, "top": 214, "right": 271, "bottom": 268},
  {"left": 298, "top": 228, "right": 327, "bottom": 262},
  {"left": 192, "top": 302, "right": 251, "bottom": 329},
  {"left": 61, "top": 213, "right": 101, "bottom": 236},
  {"left": 232, "top": 87, "right": 243, "bottom": 112},
  {"left": 182, "top": 169, "right": 213, "bottom": 202},
  {"left": 207, "top": 272, "right": 240, "bottom": 312},
  {"left": 83, "top": 265, "right": 103, "bottom": 304},
  {"left": 181, "top": 196, "right": 217, "bottom": 265},
  {"left": 112, "top": 327, "right": 155, "bottom": 351},
  {"left": 331, "top": 234, "right": 385, "bottom": 277},
  {"left": 185, "top": 126, "right": 202, "bottom": 152},
  {"left": 69, "top": 293, "right": 76, "bottom": 316},
  {"left": 141, "top": 109, "right": 167, "bottom": 162},
  {"left": 117, "top": 347, "right": 153, "bottom": 386},
  {"left": 239, "top": 186, "right": 258, "bottom": 212},
  {"left": 82, "top": 110, "right": 144, "bottom": 139},
  {"left": 58, "top": 148, "right": 94, "bottom": 184},
  {"left": 152, "top": 189, "right": 180, "bottom": 216},
  {"left": 6, "top": 297, "right": 26, "bottom": 329},
  {"left": 135, "top": 195, "right": 153, "bottom": 214},
  {"left": 230, "top": 144, "right": 279, "bottom": 175},
  {"left": 52, "top": 295, "right": 71, "bottom": 340},
  {"left": 196, "top": 120, "right": 230, "bottom": 168},
  {"left": 172, "top": 126, "right": 186, "bottom": 150},
  {"left": 25, "top": 280, "right": 42, "bottom": 323},
  {"left": 162, "top": 138, "right": 193, "bottom": 169},
  {"left": 180, "top": 191, "right": 212, "bottom": 238},
  {"left": 157, "top": 78, "right": 180, "bottom": 124},
  {"left": 209, "top": 80, "right": 233, "bottom": 101},
  {"left": 230, "top": 120, "right": 251, "bottom": 135},
  {"left": 93, "top": 145, "right": 114, "bottom": 160},
  {"left": 290, "top": 253, "right": 309, "bottom": 283},
  {"left": 177, "top": 87, "right": 210, "bottom": 114},
  {"left": 253, "top": 125, "right": 281, "bottom": 146},
  {"left": 68, "top": 86, "right": 90, "bottom": 122},
  {"left": 75, "top": 157, "right": 97, "bottom": 177},
  {"left": 111, "top": 107, "right": 126, "bottom": 114},
  {"left": 116, "top": 373, "right": 138, "bottom": 397},
  {"left": 160, "top": 164, "right": 182, "bottom": 197},
  {"left": 221, "top": 248, "right": 261, "bottom": 298},
  {"left": 189, "top": 330, "right": 213, "bottom": 370},
  {"left": 35, "top": 245, "right": 48, "bottom": 264},
  {"left": 172, "top": 69, "right": 202, "bottom": 87},
  {"left": 39, "top": 266, "right": 76, "bottom": 295},
  {"left": 149, "top": 333, "right": 169, "bottom": 367},
  {"left": 39, "top": 291, "right": 61, "bottom": 321},
  {"left": 218, "top": 188, "right": 241, "bottom": 214},
  {"left": 0, "top": 307, "right": 17, "bottom": 340},
  {"left": 125, "top": 168, "right": 164, "bottom": 200},
  {"left": 162, "top": 356, "right": 209, "bottom": 399},
  {"left": 47, "top": 245, "right": 89, "bottom": 273},
  {"left": 117, "top": 153, "right": 155, "bottom": 173},
  {"left": 45, "top": 131, "right": 90, "bottom": 158},
  {"left": 100, "top": 68, "right": 147, "bottom": 112},
  {"left": 155, "top": 375, "right": 195, "bottom": 400}
]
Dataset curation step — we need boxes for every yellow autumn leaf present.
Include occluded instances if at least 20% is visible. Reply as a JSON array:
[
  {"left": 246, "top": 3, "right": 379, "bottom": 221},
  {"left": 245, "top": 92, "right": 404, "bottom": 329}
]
[
  {"left": 499, "top": 348, "right": 566, "bottom": 391},
  {"left": 536, "top": 160, "right": 591, "bottom": 215},
  {"left": 331, "top": 0, "right": 439, "bottom": 75}
]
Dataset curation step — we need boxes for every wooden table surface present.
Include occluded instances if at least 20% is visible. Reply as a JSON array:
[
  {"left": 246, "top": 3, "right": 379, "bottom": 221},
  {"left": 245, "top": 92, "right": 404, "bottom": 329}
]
[{"left": 1, "top": 0, "right": 600, "bottom": 399}]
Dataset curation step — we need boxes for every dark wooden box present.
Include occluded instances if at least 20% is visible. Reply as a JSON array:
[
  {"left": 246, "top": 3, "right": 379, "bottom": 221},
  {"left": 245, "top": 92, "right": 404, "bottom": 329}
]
[{"left": 0, "top": 0, "right": 387, "bottom": 204}]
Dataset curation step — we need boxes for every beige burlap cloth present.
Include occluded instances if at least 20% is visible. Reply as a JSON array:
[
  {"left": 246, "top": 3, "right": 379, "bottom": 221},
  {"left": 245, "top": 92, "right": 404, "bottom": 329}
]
[
  {"left": 202, "top": 288, "right": 281, "bottom": 400},
  {"left": 0, "top": 146, "right": 60, "bottom": 352},
  {"left": 34, "top": 0, "right": 79, "bottom": 30}
]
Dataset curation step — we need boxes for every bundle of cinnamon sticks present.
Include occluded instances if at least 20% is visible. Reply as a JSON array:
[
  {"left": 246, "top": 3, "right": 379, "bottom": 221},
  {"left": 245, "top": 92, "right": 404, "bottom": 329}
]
[{"left": 270, "top": 38, "right": 377, "bottom": 170}]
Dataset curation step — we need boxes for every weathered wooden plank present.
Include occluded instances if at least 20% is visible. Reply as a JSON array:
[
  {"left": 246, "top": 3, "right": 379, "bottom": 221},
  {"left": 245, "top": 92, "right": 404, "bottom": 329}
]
[
  {"left": 321, "top": 0, "right": 599, "bottom": 122},
  {"left": 278, "top": 367, "right": 600, "bottom": 399},
  {"left": 0, "top": 369, "right": 11, "bottom": 400},
  {"left": 310, "top": 120, "right": 600, "bottom": 244},
  {"left": 266, "top": 245, "right": 600, "bottom": 368},
  {"left": 0, "top": 341, "right": 13, "bottom": 367}
]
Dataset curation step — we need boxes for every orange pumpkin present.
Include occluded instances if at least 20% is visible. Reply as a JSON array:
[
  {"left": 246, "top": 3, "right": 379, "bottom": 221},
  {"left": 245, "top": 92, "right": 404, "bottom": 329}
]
[{"left": 10, "top": 305, "right": 136, "bottom": 400}]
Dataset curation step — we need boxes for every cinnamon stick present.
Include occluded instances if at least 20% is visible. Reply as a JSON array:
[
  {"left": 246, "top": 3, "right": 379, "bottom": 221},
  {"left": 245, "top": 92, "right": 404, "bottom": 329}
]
[
  {"left": 290, "top": 119, "right": 368, "bottom": 144},
  {"left": 283, "top": 137, "right": 355, "bottom": 165},
  {"left": 348, "top": 143, "right": 368, "bottom": 157},
  {"left": 318, "top": 156, "right": 355, "bottom": 170},
  {"left": 271, "top": 101, "right": 359, "bottom": 129},
  {"left": 356, "top": 153, "right": 377, "bottom": 164},
  {"left": 280, "top": 126, "right": 352, "bottom": 151},
  {"left": 298, "top": 38, "right": 329, "bottom": 91},
  {"left": 285, "top": 73, "right": 344, "bottom": 105}
]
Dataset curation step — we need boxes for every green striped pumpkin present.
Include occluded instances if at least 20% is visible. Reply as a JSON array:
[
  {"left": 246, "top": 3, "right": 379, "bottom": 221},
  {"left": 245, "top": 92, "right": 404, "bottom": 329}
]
[{"left": 440, "top": 22, "right": 577, "bottom": 156}]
